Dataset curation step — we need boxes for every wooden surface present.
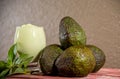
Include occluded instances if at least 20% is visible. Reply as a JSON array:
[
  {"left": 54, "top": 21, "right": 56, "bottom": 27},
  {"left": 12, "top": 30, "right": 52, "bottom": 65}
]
[{"left": 7, "top": 68, "right": 120, "bottom": 79}]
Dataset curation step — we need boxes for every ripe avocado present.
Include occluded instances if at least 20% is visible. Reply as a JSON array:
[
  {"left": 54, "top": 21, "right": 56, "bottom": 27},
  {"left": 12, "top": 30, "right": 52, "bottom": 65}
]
[
  {"left": 86, "top": 45, "right": 106, "bottom": 72},
  {"left": 55, "top": 46, "right": 96, "bottom": 77},
  {"left": 39, "top": 44, "right": 63, "bottom": 75},
  {"left": 59, "top": 16, "right": 86, "bottom": 49}
]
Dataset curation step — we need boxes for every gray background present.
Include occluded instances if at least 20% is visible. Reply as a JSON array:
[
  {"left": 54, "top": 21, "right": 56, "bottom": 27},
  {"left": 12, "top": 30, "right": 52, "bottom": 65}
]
[{"left": 0, "top": 0, "right": 120, "bottom": 68}]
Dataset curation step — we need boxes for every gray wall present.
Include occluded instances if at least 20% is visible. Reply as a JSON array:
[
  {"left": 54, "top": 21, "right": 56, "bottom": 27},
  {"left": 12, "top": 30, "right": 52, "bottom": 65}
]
[{"left": 0, "top": 0, "right": 120, "bottom": 68}]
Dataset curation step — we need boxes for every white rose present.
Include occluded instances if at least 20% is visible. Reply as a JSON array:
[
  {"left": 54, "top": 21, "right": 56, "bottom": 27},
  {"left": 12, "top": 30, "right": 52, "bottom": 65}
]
[{"left": 14, "top": 24, "right": 46, "bottom": 61}]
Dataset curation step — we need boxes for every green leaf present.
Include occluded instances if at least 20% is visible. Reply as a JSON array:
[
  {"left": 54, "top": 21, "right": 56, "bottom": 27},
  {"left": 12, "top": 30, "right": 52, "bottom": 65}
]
[
  {"left": 14, "top": 67, "right": 24, "bottom": 73},
  {"left": 0, "top": 44, "right": 34, "bottom": 78},
  {"left": 0, "top": 44, "right": 34, "bottom": 77},
  {"left": 14, "top": 57, "right": 21, "bottom": 65},
  {"left": 18, "top": 51, "right": 28, "bottom": 59},
  {"left": 7, "top": 44, "right": 17, "bottom": 66},
  {"left": 0, "top": 61, "right": 7, "bottom": 72},
  {"left": 17, "top": 51, "right": 29, "bottom": 63},
  {"left": 0, "top": 69, "right": 9, "bottom": 78},
  {"left": 17, "top": 51, "right": 33, "bottom": 67},
  {"left": 8, "top": 67, "right": 25, "bottom": 75},
  {"left": 16, "top": 51, "right": 30, "bottom": 66},
  {"left": 21, "top": 56, "right": 33, "bottom": 67},
  {"left": 9, "top": 68, "right": 14, "bottom": 75}
]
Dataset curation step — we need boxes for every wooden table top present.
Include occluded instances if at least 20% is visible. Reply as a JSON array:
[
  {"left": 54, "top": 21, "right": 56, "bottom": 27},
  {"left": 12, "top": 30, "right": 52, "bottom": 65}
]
[{"left": 7, "top": 68, "right": 120, "bottom": 79}]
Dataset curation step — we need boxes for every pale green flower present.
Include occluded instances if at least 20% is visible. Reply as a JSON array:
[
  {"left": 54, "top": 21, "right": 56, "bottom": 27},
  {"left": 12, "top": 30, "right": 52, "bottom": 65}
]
[{"left": 14, "top": 24, "right": 46, "bottom": 61}]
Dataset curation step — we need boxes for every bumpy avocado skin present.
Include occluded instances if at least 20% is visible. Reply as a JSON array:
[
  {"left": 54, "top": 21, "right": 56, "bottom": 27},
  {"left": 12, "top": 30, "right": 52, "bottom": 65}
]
[
  {"left": 55, "top": 46, "right": 96, "bottom": 77},
  {"left": 87, "top": 45, "right": 106, "bottom": 72},
  {"left": 39, "top": 44, "right": 63, "bottom": 75},
  {"left": 59, "top": 16, "right": 86, "bottom": 49}
]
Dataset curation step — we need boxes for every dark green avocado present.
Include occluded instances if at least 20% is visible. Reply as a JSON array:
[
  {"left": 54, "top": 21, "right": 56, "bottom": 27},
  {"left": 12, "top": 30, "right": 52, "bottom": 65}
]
[
  {"left": 55, "top": 45, "right": 96, "bottom": 77},
  {"left": 39, "top": 44, "right": 63, "bottom": 75},
  {"left": 86, "top": 45, "right": 106, "bottom": 72},
  {"left": 59, "top": 16, "right": 86, "bottom": 49}
]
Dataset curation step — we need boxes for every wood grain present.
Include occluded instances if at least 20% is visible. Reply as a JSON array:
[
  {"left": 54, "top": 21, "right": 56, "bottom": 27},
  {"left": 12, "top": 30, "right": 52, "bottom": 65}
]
[{"left": 7, "top": 68, "right": 120, "bottom": 79}]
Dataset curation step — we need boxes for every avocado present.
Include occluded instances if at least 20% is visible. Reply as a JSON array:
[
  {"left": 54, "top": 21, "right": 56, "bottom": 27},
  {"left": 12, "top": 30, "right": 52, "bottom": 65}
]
[
  {"left": 59, "top": 16, "right": 86, "bottom": 49},
  {"left": 86, "top": 45, "right": 106, "bottom": 72},
  {"left": 55, "top": 45, "right": 96, "bottom": 77},
  {"left": 39, "top": 44, "right": 63, "bottom": 75}
]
